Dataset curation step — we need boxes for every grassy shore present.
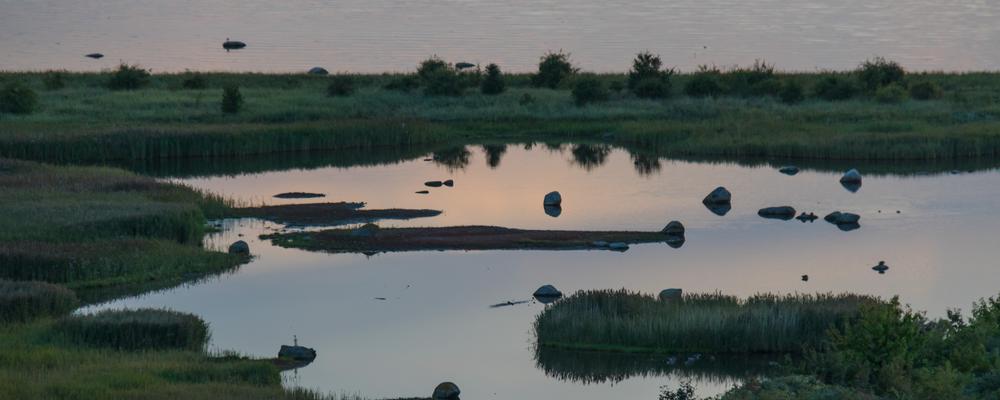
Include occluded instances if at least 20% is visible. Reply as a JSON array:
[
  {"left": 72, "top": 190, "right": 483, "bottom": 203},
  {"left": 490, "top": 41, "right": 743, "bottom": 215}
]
[{"left": 2, "top": 70, "right": 1000, "bottom": 162}]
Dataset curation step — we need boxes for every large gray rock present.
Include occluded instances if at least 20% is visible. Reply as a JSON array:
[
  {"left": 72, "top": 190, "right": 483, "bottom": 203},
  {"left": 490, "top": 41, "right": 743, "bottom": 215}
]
[
  {"left": 228, "top": 240, "right": 250, "bottom": 255},
  {"left": 758, "top": 206, "right": 797, "bottom": 220},
  {"left": 824, "top": 211, "right": 860, "bottom": 225},
  {"left": 659, "top": 288, "right": 683, "bottom": 301},
  {"left": 278, "top": 345, "right": 316, "bottom": 361},
  {"left": 543, "top": 191, "right": 562, "bottom": 206},
  {"left": 840, "top": 169, "right": 862, "bottom": 184},
  {"left": 308, "top": 67, "right": 329, "bottom": 75},
  {"left": 702, "top": 187, "right": 732, "bottom": 205},
  {"left": 533, "top": 285, "right": 562, "bottom": 298},
  {"left": 661, "top": 221, "right": 685, "bottom": 236},
  {"left": 432, "top": 382, "right": 461, "bottom": 399}
]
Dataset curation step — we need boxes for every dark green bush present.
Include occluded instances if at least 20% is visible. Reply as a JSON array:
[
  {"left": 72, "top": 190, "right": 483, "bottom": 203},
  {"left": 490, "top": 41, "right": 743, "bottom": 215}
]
[
  {"left": 56, "top": 308, "right": 209, "bottom": 351},
  {"left": 874, "top": 83, "right": 908, "bottom": 104},
  {"left": 571, "top": 76, "right": 609, "bottom": 106},
  {"left": 779, "top": 81, "right": 805, "bottom": 104},
  {"left": 43, "top": 71, "right": 66, "bottom": 90},
  {"left": 519, "top": 93, "right": 535, "bottom": 105},
  {"left": 910, "top": 81, "right": 943, "bottom": 100},
  {"left": 326, "top": 75, "right": 354, "bottom": 97},
  {"left": 383, "top": 76, "right": 419, "bottom": 92},
  {"left": 220, "top": 85, "right": 243, "bottom": 114},
  {"left": 181, "top": 72, "right": 207, "bottom": 89},
  {"left": 684, "top": 67, "right": 725, "bottom": 98},
  {"left": 747, "top": 78, "right": 783, "bottom": 97},
  {"left": 480, "top": 63, "right": 506, "bottom": 95},
  {"left": 858, "top": 57, "right": 905, "bottom": 92},
  {"left": 0, "top": 280, "right": 78, "bottom": 323},
  {"left": 608, "top": 80, "right": 624, "bottom": 93},
  {"left": 724, "top": 60, "right": 776, "bottom": 96},
  {"left": 628, "top": 51, "right": 673, "bottom": 99},
  {"left": 813, "top": 76, "right": 858, "bottom": 101},
  {"left": 0, "top": 82, "right": 38, "bottom": 114},
  {"left": 107, "top": 63, "right": 151, "bottom": 91},
  {"left": 417, "top": 57, "right": 463, "bottom": 96},
  {"left": 532, "top": 51, "right": 576, "bottom": 89}
]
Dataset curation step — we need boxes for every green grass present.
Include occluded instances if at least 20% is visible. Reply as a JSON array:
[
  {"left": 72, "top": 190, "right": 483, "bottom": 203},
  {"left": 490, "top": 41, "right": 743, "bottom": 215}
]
[
  {"left": 55, "top": 308, "right": 210, "bottom": 351},
  {"left": 0, "top": 280, "right": 79, "bottom": 323},
  {"left": 534, "top": 289, "right": 877, "bottom": 354},
  {"left": 1, "top": 70, "right": 999, "bottom": 162}
]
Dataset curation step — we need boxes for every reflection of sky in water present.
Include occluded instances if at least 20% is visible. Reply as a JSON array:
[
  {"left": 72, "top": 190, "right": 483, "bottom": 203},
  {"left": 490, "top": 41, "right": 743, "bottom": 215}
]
[
  {"left": 2, "top": 0, "right": 1000, "bottom": 72},
  {"left": 87, "top": 146, "right": 1000, "bottom": 399}
]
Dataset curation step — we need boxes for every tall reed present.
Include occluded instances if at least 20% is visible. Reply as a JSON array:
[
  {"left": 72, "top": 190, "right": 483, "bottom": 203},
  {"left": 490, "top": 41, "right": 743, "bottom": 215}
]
[
  {"left": 0, "top": 280, "right": 78, "bottom": 323},
  {"left": 56, "top": 308, "right": 210, "bottom": 351}
]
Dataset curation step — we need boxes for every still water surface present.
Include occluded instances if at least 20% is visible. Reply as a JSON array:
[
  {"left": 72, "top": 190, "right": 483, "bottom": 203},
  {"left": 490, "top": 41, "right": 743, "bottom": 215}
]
[
  {"left": 87, "top": 145, "right": 1000, "bottom": 398},
  {"left": 2, "top": 0, "right": 999, "bottom": 72}
]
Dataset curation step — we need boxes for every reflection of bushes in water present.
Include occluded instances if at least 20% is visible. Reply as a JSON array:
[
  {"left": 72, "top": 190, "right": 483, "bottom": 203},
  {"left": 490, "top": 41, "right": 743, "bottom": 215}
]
[
  {"left": 570, "top": 144, "right": 612, "bottom": 170},
  {"left": 432, "top": 146, "right": 472, "bottom": 171},
  {"left": 544, "top": 142, "right": 565, "bottom": 152},
  {"left": 481, "top": 144, "right": 508, "bottom": 168},
  {"left": 629, "top": 150, "right": 662, "bottom": 176},
  {"left": 535, "top": 346, "right": 784, "bottom": 385}
]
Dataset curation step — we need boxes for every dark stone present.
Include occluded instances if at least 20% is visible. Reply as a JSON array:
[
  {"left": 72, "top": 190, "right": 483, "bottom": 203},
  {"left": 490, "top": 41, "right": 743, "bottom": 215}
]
[
  {"left": 661, "top": 221, "right": 685, "bottom": 236},
  {"left": 841, "top": 181, "right": 862, "bottom": 193},
  {"left": 228, "top": 240, "right": 250, "bottom": 255},
  {"left": 796, "top": 212, "right": 818, "bottom": 222},
  {"left": 433, "top": 382, "right": 461, "bottom": 399},
  {"left": 443, "top": 179, "right": 454, "bottom": 187},
  {"left": 659, "top": 288, "right": 682, "bottom": 301},
  {"left": 837, "top": 222, "right": 861, "bottom": 232},
  {"left": 85, "top": 53, "right": 104, "bottom": 59},
  {"left": 425, "top": 181, "right": 444, "bottom": 187},
  {"left": 308, "top": 67, "right": 329, "bottom": 75},
  {"left": 702, "top": 186, "right": 732, "bottom": 205},
  {"left": 543, "top": 191, "right": 562, "bottom": 206},
  {"left": 533, "top": 285, "right": 562, "bottom": 298},
  {"left": 222, "top": 40, "right": 246, "bottom": 50},
  {"left": 778, "top": 166, "right": 799, "bottom": 175},
  {"left": 278, "top": 345, "right": 316, "bottom": 361},
  {"left": 758, "top": 206, "right": 796, "bottom": 220},
  {"left": 608, "top": 242, "right": 629, "bottom": 251},
  {"left": 705, "top": 203, "right": 731, "bottom": 216},
  {"left": 544, "top": 205, "right": 562, "bottom": 218},
  {"left": 872, "top": 261, "right": 889, "bottom": 274},
  {"left": 666, "top": 236, "right": 685, "bottom": 249},
  {"left": 840, "top": 168, "right": 862, "bottom": 183},
  {"left": 273, "top": 192, "right": 325, "bottom": 199},
  {"left": 455, "top": 62, "right": 476, "bottom": 70},
  {"left": 801, "top": 275, "right": 809, "bottom": 281},
  {"left": 824, "top": 212, "right": 860, "bottom": 225},
  {"left": 416, "top": 190, "right": 430, "bottom": 194}
]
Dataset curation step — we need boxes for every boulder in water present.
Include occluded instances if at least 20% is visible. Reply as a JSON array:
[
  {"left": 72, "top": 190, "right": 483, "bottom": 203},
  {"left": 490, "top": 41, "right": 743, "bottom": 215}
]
[
  {"left": 425, "top": 181, "right": 444, "bottom": 187},
  {"left": 222, "top": 40, "right": 246, "bottom": 50},
  {"left": 824, "top": 211, "right": 860, "bottom": 225},
  {"left": 661, "top": 221, "right": 685, "bottom": 236},
  {"left": 543, "top": 191, "right": 562, "bottom": 206},
  {"left": 443, "top": 179, "right": 454, "bottom": 187},
  {"left": 872, "top": 261, "right": 889, "bottom": 274},
  {"left": 796, "top": 212, "right": 818, "bottom": 222},
  {"left": 659, "top": 288, "right": 682, "bottom": 301},
  {"left": 455, "top": 62, "right": 476, "bottom": 70},
  {"left": 758, "top": 206, "right": 796, "bottom": 220},
  {"left": 608, "top": 242, "right": 629, "bottom": 251},
  {"left": 308, "top": 67, "right": 329, "bottom": 75},
  {"left": 432, "top": 382, "right": 461, "bottom": 399},
  {"left": 702, "top": 187, "right": 732, "bottom": 205},
  {"left": 778, "top": 166, "right": 799, "bottom": 175},
  {"left": 85, "top": 53, "right": 104, "bottom": 59},
  {"left": 840, "top": 169, "right": 862, "bottom": 184},
  {"left": 533, "top": 285, "right": 562, "bottom": 298},
  {"left": 278, "top": 345, "right": 316, "bottom": 361},
  {"left": 228, "top": 240, "right": 250, "bottom": 255}
]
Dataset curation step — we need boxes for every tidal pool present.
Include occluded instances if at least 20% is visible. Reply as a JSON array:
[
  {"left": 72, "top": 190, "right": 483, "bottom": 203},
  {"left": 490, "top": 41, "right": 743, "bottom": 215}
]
[{"left": 86, "top": 144, "right": 1000, "bottom": 399}]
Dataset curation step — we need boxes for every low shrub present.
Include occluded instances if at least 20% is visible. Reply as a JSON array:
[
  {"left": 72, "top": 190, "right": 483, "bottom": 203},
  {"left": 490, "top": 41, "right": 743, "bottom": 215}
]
[
  {"left": 221, "top": 85, "right": 243, "bottom": 114},
  {"left": 628, "top": 51, "right": 673, "bottom": 99},
  {"left": 874, "top": 83, "right": 908, "bottom": 104},
  {"left": 326, "top": 75, "right": 354, "bottom": 97},
  {"left": 684, "top": 67, "right": 725, "bottom": 98},
  {"left": 383, "top": 75, "right": 419, "bottom": 92},
  {"left": 0, "top": 82, "right": 38, "bottom": 114},
  {"left": 571, "top": 76, "right": 609, "bottom": 106},
  {"left": 724, "top": 60, "right": 777, "bottom": 96},
  {"left": 813, "top": 76, "right": 858, "bottom": 101},
  {"left": 633, "top": 77, "right": 671, "bottom": 99},
  {"left": 107, "top": 63, "right": 150, "bottom": 90},
  {"left": 417, "top": 57, "right": 463, "bottom": 96},
  {"left": 910, "top": 81, "right": 944, "bottom": 100},
  {"left": 0, "top": 280, "right": 78, "bottom": 323},
  {"left": 56, "top": 308, "right": 209, "bottom": 351},
  {"left": 532, "top": 51, "right": 577, "bottom": 89},
  {"left": 181, "top": 72, "right": 207, "bottom": 89},
  {"left": 779, "top": 81, "right": 805, "bottom": 104},
  {"left": 42, "top": 71, "right": 66, "bottom": 90},
  {"left": 858, "top": 57, "right": 905, "bottom": 92},
  {"left": 480, "top": 63, "right": 505, "bottom": 95},
  {"left": 519, "top": 93, "right": 535, "bottom": 105}
]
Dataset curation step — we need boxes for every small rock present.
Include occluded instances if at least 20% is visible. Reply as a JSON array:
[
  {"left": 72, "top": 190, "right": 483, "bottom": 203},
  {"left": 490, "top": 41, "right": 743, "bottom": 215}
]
[
  {"left": 455, "top": 62, "right": 476, "bottom": 70},
  {"left": 543, "top": 205, "right": 562, "bottom": 218},
  {"left": 702, "top": 186, "right": 732, "bottom": 205},
  {"left": 432, "top": 382, "right": 461, "bottom": 399},
  {"left": 416, "top": 190, "right": 430, "bottom": 194},
  {"left": 801, "top": 275, "right": 809, "bottom": 281},
  {"left": 591, "top": 241, "right": 608, "bottom": 247},
  {"left": 533, "top": 285, "right": 562, "bottom": 298},
  {"left": 796, "top": 212, "right": 818, "bottom": 222},
  {"left": 222, "top": 40, "right": 246, "bottom": 50},
  {"left": 273, "top": 192, "right": 325, "bottom": 199},
  {"left": 278, "top": 345, "right": 316, "bottom": 361},
  {"left": 778, "top": 166, "right": 799, "bottom": 175},
  {"left": 824, "top": 212, "right": 860, "bottom": 225},
  {"left": 840, "top": 169, "right": 862, "bottom": 184},
  {"left": 661, "top": 221, "right": 685, "bottom": 236},
  {"left": 758, "top": 206, "right": 796, "bottom": 220},
  {"left": 443, "top": 179, "right": 454, "bottom": 187},
  {"left": 543, "top": 191, "right": 562, "bottom": 206},
  {"left": 308, "top": 67, "right": 329, "bottom": 75},
  {"left": 425, "top": 181, "right": 443, "bottom": 187},
  {"left": 228, "top": 240, "right": 250, "bottom": 255},
  {"left": 705, "top": 203, "right": 732, "bottom": 216},
  {"left": 872, "top": 261, "right": 889, "bottom": 274},
  {"left": 659, "top": 288, "right": 683, "bottom": 301},
  {"left": 85, "top": 53, "right": 104, "bottom": 59},
  {"left": 608, "top": 242, "right": 629, "bottom": 251}
]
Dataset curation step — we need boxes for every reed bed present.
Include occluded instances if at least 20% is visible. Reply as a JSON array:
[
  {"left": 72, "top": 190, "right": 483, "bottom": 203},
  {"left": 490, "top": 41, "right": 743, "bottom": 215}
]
[
  {"left": 56, "top": 308, "right": 210, "bottom": 351},
  {"left": 0, "top": 280, "right": 78, "bottom": 323},
  {"left": 534, "top": 289, "right": 878, "bottom": 354}
]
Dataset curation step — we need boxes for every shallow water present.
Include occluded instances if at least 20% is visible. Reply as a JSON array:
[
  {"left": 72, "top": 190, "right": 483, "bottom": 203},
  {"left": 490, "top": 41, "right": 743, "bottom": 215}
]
[
  {"left": 2, "top": 0, "right": 999, "bottom": 72},
  {"left": 83, "top": 145, "right": 1000, "bottom": 398}
]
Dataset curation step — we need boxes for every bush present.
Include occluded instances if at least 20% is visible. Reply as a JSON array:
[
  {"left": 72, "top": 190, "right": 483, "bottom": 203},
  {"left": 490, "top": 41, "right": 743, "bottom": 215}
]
[
  {"left": 107, "top": 63, "right": 150, "bottom": 90},
  {"left": 383, "top": 75, "right": 419, "bottom": 93},
  {"left": 0, "top": 280, "right": 78, "bottom": 323},
  {"left": 220, "top": 85, "right": 243, "bottom": 114},
  {"left": 56, "top": 308, "right": 209, "bottom": 351},
  {"left": 42, "top": 71, "right": 66, "bottom": 90},
  {"left": 181, "top": 72, "right": 207, "bottom": 89},
  {"left": 417, "top": 57, "right": 463, "bottom": 96},
  {"left": 874, "top": 83, "right": 908, "bottom": 104},
  {"left": 858, "top": 57, "right": 905, "bottom": 92},
  {"left": 0, "top": 82, "right": 38, "bottom": 115},
  {"left": 684, "top": 67, "right": 725, "bottom": 98},
  {"left": 519, "top": 93, "right": 535, "bottom": 105},
  {"left": 628, "top": 51, "right": 673, "bottom": 99},
  {"left": 571, "top": 76, "right": 609, "bottom": 106},
  {"left": 724, "top": 60, "right": 776, "bottom": 96},
  {"left": 326, "top": 75, "right": 354, "bottom": 97},
  {"left": 480, "top": 63, "right": 506, "bottom": 95},
  {"left": 532, "top": 51, "right": 576, "bottom": 89},
  {"left": 779, "top": 81, "right": 805, "bottom": 104},
  {"left": 813, "top": 76, "right": 858, "bottom": 101},
  {"left": 910, "top": 81, "right": 943, "bottom": 100}
]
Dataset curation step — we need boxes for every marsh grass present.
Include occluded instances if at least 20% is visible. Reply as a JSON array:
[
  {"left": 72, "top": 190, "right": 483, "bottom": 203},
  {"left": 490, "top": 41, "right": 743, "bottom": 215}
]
[
  {"left": 534, "top": 289, "right": 878, "bottom": 354},
  {"left": 56, "top": 308, "right": 210, "bottom": 351},
  {"left": 0, "top": 280, "right": 78, "bottom": 323}
]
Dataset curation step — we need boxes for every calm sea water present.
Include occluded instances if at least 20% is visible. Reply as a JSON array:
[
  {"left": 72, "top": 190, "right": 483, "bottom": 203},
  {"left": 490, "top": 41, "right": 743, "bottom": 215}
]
[
  {"left": 85, "top": 145, "right": 1000, "bottom": 399},
  {"left": 2, "top": 0, "right": 999, "bottom": 73}
]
